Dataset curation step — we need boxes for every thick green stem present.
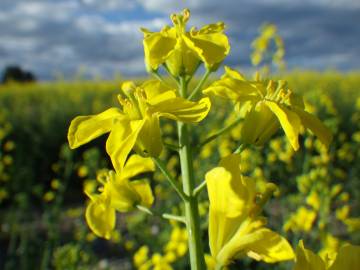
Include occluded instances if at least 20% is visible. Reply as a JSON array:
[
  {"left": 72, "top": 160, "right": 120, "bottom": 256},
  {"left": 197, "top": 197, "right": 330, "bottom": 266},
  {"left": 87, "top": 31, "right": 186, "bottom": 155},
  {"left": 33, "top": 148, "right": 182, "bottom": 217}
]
[{"left": 178, "top": 77, "right": 206, "bottom": 270}]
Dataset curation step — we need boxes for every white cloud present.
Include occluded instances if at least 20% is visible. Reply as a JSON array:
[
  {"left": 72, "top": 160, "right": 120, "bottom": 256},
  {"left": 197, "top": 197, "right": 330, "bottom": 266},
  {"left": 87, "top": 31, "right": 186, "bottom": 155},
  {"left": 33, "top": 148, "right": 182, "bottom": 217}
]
[{"left": 0, "top": 0, "right": 359, "bottom": 79}]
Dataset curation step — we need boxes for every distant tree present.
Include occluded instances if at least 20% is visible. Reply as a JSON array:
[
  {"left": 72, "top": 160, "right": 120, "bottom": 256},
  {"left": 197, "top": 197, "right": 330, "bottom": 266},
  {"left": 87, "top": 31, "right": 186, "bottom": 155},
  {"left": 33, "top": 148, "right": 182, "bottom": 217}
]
[{"left": 1, "top": 66, "right": 36, "bottom": 84}]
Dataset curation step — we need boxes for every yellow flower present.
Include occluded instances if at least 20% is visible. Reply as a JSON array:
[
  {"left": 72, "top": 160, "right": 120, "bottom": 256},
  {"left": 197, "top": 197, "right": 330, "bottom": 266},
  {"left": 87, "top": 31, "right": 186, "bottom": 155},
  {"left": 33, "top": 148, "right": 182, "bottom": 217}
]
[
  {"left": 204, "top": 67, "right": 333, "bottom": 151},
  {"left": 294, "top": 240, "right": 360, "bottom": 270},
  {"left": 206, "top": 154, "right": 294, "bottom": 267},
  {"left": 141, "top": 9, "right": 230, "bottom": 76},
  {"left": 68, "top": 80, "right": 210, "bottom": 172},
  {"left": 43, "top": 191, "right": 55, "bottom": 202},
  {"left": 85, "top": 155, "right": 155, "bottom": 239},
  {"left": 134, "top": 245, "right": 150, "bottom": 268},
  {"left": 344, "top": 217, "right": 360, "bottom": 233},
  {"left": 283, "top": 206, "right": 317, "bottom": 233}
]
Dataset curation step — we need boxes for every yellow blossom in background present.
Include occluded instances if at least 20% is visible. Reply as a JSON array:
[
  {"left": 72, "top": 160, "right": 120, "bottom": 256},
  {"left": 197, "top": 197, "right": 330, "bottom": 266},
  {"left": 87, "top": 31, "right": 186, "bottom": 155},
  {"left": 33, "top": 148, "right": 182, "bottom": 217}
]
[
  {"left": 344, "top": 218, "right": 360, "bottom": 233},
  {"left": 51, "top": 179, "right": 61, "bottom": 190},
  {"left": 318, "top": 234, "right": 341, "bottom": 262},
  {"left": 141, "top": 9, "right": 230, "bottom": 76},
  {"left": 164, "top": 226, "right": 188, "bottom": 258},
  {"left": 335, "top": 205, "right": 350, "bottom": 221},
  {"left": 204, "top": 67, "right": 333, "bottom": 150},
  {"left": 306, "top": 191, "right": 321, "bottom": 210},
  {"left": 77, "top": 165, "right": 89, "bottom": 178},
  {"left": 3, "top": 140, "right": 15, "bottom": 151},
  {"left": 134, "top": 246, "right": 150, "bottom": 268},
  {"left": 294, "top": 240, "right": 360, "bottom": 270},
  {"left": 85, "top": 155, "right": 155, "bottom": 239},
  {"left": 251, "top": 23, "right": 286, "bottom": 72},
  {"left": 43, "top": 191, "right": 55, "bottom": 202},
  {"left": 206, "top": 154, "right": 294, "bottom": 268},
  {"left": 283, "top": 206, "right": 317, "bottom": 233},
  {"left": 68, "top": 80, "right": 210, "bottom": 172}
]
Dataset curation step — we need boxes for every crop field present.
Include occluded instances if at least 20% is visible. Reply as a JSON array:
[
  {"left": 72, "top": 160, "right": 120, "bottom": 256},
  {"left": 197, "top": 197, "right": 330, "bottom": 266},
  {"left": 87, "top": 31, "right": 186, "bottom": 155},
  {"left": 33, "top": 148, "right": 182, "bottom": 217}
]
[{"left": 0, "top": 70, "right": 359, "bottom": 269}]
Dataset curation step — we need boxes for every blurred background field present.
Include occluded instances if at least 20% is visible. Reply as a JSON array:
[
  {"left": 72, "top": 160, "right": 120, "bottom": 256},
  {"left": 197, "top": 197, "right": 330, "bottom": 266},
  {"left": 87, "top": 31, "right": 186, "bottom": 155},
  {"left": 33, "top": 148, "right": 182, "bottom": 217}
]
[{"left": 0, "top": 71, "right": 359, "bottom": 269}]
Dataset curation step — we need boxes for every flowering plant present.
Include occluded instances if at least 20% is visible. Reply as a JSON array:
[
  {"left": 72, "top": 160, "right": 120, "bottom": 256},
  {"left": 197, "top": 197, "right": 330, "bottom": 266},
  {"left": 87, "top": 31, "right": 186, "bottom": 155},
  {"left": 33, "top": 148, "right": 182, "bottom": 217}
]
[{"left": 67, "top": 8, "right": 359, "bottom": 270}]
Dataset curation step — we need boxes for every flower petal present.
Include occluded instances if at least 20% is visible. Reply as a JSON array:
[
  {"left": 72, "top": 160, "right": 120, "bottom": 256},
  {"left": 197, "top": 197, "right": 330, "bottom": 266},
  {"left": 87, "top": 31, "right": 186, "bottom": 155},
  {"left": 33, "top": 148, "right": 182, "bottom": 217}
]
[
  {"left": 130, "top": 179, "right": 154, "bottom": 208},
  {"left": 218, "top": 228, "right": 294, "bottom": 265},
  {"left": 166, "top": 39, "right": 200, "bottom": 76},
  {"left": 265, "top": 100, "right": 302, "bottom": 151},
  {"left": 293, "top": 108, "right": 333, "bottom": 149},
  {"left": 206, "top": 163, "right": 251, "bottom": 258},
  {"left": 136, "top": 115, "right": 163, "bottom": 157},
  {"left": 122, "top": 154, "right": 155, "bottom": 180},
  {"left": 241, "top": 103, "right": 279, "bottom": 146},
  {"left": 68, "top": 108, "right": 123, "bottom": 149},
  {"left": 328, "top": 244, "right": 360, "bottom": 270},
  {"left": 294, "top": 240, "right": 326, "bottom": 270},
  {"left": 143, "top": 30, "right": 177, "bottom": 70},
  {"left": 141, "top": 80, "right": 174, "bottom": 100},
  {"left": 106, "top": 119, "right": 145, "bottom": 173},
  {"left": 183, "top": 23, "right": 230, "bottom": 68},
  {"left": 85, "top": 198, "right": 116, "bottom": 240},
  {"left": 108, "top": 177, "right": 140, "bottom": 212},
  {"left": 150, "top": 96, "right": 211, "bottom": 123}
]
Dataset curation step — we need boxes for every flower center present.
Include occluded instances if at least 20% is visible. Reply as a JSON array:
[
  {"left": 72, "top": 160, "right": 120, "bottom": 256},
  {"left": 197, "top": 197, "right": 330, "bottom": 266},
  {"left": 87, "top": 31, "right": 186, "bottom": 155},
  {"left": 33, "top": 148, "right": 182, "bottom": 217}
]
[{"left": 118, "top": 82, "right": 148, "bottom": 120}]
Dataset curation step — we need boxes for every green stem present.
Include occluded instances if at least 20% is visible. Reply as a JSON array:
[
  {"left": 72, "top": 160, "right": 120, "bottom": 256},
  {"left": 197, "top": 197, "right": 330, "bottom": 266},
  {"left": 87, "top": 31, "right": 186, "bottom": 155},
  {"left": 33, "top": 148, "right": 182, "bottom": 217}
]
[
  {"left": 136, "top": 205, "right": 186, "bottom": 224},
  {"left": 163, "top": 64, "right": 180, "bottom": 85},
  {"left": 152, "top": 157, "right": 188, "bottom": 202},
  {"left": 193, "top": 180, "right": 207, "bottom": 197},
  {"left": 234, "top": 143, "right": 246, "bottom": 154},
  {"left": 164, "top": 142, "right": 180, "bottom": 151},
  {"left": 162, "top": 213, "right": 186, "bottom": 224},
  {"left": 198, "top": 117, "right": 243, "bottom": 149},
  {"left": 151, "top": 70, "right": 170, "bottom": 86},
  {"left": 178, "top": 77, "right": 206, "bottom": 270},
  {"left": 188, "top": 69, "right": 211, "bottom": 100}
]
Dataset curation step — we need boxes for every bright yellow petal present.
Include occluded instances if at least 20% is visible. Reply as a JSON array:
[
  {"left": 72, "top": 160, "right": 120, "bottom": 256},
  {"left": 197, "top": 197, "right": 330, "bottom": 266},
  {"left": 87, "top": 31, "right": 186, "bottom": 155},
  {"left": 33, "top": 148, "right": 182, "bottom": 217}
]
[
  {"left": 203, "top": 67, "right": 259, "bottom": 102},
  {"left": 206, "top": 165, "right": 248, "bottom": 218},
  {"left": 206, "top": 164, "right": 249, "bottom": 258},
  {"left": 166, "top": 39, "right": 200, "bottom": 76},
  {"left": 218, "top": 228, "right": 294, "bottom": 265},
  {"left": 131, "top": 179, "right": 154, "bottom": 208},
  {"left": 136, "top": 115, "right": 163, "bottom": 157},
  {"left": 121, "top": 154, "right": 155, "bottom": 180},
  {"left": 85, "top": 198, "right": 116, "bottom": 240},
  {"left": 184, "top": 23, "right": 230, "bottom": 69},
  {"left": 68, "top": 108, "right": 123, "bottom": 149},
  {"left": 141, "top": 80, "right": 174, "bottom": 100},
  {"left": 265, "top": 101, "right": 302, "bottom": 151},
  {"left": 143, "top": 29, "right": 177, "bottom": 70},
  {"left": 150, "top": 96, "right": 211, "bottom": 123},
  {"left": 241, "top": 103, "right": 279, "bottom": 146},
  {"left": 293, "top": 108, "right": 333, "bottom": 149},
  {"left": 293, "top": 240, "right": 326, "bottom": 270},
  {"left": 328, "top": 244, "right": 360, "bottom": 270},
  {"left": 147, "top": 90, "right": 177, "bottom": 105},
  {"left": 108, "top": 171, "right": 140, "bottom": 212},
  {"left": 224, "top": 66, "right": 246, "bottom": 81},
  {"left": 106, "top": 119, "right": 144, "bottom": 173}
]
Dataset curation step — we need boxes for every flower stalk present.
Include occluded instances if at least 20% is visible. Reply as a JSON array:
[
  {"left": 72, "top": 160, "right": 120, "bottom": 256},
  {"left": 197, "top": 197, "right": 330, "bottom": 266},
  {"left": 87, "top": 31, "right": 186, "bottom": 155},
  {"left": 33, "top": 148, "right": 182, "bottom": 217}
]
[{"left": 178, "top": 77, "right": 206, "bottom": 270}]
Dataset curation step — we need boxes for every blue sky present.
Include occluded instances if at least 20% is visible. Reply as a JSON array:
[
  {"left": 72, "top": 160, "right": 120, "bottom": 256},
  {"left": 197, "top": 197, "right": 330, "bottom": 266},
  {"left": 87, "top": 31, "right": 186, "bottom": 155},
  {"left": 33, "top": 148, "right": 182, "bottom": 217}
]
[{"left": 0, "top": 0, "right": 359, "bottom": 80}]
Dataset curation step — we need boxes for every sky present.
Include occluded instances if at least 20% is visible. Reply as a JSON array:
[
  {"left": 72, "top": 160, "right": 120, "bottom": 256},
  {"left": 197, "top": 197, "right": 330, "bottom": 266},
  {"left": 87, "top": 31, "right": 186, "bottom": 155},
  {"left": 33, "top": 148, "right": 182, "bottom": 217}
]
[{"left": 0, "top": 0, "right": 359, "bottom": 80}]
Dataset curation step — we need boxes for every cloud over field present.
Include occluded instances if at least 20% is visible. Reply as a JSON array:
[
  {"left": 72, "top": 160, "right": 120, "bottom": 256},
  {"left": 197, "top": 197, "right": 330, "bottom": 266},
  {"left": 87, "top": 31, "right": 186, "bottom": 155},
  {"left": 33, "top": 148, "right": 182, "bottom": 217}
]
[{"left": 0, "top": 0, "right": 359, "bottom": 79}]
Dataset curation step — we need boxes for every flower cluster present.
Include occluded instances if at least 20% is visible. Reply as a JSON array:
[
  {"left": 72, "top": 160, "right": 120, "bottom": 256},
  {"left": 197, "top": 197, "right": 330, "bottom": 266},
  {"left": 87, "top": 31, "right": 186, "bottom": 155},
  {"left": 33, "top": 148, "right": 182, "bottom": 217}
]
[{"left": 66, "top": 8, "right": 360, "bottom": 270}]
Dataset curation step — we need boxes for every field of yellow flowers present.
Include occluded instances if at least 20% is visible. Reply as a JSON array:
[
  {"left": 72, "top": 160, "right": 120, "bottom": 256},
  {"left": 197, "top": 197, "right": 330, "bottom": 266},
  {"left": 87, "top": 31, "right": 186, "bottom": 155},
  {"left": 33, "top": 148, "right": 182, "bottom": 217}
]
[{"left": 0, "top": 70, "right": 359, "bottom": 269}]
